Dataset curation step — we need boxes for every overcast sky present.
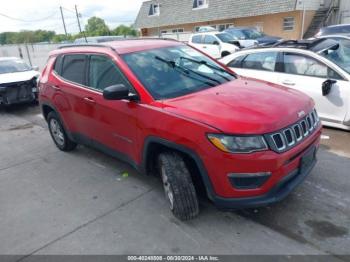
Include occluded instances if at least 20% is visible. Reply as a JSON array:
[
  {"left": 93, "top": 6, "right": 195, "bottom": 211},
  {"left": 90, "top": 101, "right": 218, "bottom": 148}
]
[{"left": 0, "top": 0, "right": 145, "bottom": 34}]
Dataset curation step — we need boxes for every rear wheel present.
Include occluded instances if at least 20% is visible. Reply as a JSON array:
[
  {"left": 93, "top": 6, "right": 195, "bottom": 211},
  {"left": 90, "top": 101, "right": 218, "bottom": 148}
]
[
  {"left": 158, "top": 152, "right": 199, "bottom": 220},
  {"left": 47, "top": 111, "right": 77, "bottom": 152}
]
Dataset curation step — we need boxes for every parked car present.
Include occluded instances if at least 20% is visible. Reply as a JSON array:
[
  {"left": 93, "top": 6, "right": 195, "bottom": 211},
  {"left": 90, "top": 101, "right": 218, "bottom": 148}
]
[
  {"left": 40, "top": 39, "right": 321, "bottom": 220},
  {"left": 220, "top": 39, "right": 350, "bottom": 130},
  {"left": 225, "top": 27, "right": 282, "bottom": 46},
  {"left": 189, "top": 31, "right": 240, "bottom": 58},
  {"left": 315, "top": 24, "right": 350, "bottom": 37},
  {"left": 0, "top": 57, "right": 39, "bottom": 106}
]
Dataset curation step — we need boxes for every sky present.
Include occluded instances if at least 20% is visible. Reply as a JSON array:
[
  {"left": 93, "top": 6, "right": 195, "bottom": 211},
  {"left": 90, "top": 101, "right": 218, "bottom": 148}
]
[{"left": 0, "top": 0, "right": 145, "bottom": 34}]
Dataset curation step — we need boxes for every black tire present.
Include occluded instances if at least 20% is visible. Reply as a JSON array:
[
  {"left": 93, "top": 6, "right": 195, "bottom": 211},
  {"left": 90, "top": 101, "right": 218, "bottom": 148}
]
[
  {"left": 158, "top": 152, "right": 199, "bottom": 220},
  {"left": 47, "top": 111, "right": 77, "bottom": 152}
]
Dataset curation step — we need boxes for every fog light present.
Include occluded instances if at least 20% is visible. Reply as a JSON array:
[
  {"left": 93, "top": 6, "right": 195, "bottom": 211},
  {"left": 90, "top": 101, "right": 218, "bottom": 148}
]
[{"left": 228, "top": 172, "right": 271, "bottom": 189}]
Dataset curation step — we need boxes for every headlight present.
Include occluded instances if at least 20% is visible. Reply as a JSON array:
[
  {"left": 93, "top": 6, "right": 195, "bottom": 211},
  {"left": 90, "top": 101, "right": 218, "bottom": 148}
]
[{"left": 207, "top": 134, "right": 268, "bottom": 153}]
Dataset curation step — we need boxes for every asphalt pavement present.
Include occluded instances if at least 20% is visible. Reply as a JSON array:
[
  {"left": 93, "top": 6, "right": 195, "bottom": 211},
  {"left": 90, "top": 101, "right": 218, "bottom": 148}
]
[{"left": 0, "top": 104, "right": 349, "bottom": 259}]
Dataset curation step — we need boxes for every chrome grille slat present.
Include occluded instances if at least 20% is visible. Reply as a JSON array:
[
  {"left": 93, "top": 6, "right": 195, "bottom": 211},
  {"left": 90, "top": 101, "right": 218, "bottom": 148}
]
[{"left": 268, "top": 110, "right": 320, "bottom": 153}]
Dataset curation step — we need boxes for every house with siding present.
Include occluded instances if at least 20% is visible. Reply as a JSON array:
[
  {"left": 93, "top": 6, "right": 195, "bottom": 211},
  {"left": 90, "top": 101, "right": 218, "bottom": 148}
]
[{"left": 134, "top": 0, "right": 336, "bottom": 40}]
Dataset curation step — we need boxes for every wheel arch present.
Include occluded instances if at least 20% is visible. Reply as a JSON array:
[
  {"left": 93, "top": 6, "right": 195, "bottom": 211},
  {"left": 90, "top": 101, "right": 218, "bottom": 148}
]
[
  {"left": 142, "top": 136, "right": 215, "bottom": 200},
  {"left": 41, "top": 102, "right": 75, "bottom": 142}
]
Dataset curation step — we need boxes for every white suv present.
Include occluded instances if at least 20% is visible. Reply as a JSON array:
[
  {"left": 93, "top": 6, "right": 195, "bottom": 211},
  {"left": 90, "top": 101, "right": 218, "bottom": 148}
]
[{"left": 189, "top": 31, "right": 240, "bottom": 59}]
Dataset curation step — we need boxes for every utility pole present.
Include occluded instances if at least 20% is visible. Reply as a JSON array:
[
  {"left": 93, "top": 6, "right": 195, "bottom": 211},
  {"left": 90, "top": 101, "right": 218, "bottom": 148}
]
[
  {"left": 60, "top": 6, "right": 68, "bottom": 37},
  {"left": 301, "top": 0, "right": 306, "bottom": 39},
  {"left": 75, "top": 5, "right": 87, "bottom": 43}
]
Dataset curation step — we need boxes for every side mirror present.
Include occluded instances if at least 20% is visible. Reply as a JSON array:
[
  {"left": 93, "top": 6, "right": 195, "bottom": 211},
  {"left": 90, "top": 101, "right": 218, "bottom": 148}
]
[
  {"left": 322, "top": 79, "right": 336, "bottom": 96},
  {"left": 103, "top": 84, "right": 137, "bottom": 101},
  {"left": 213, "top": 41, "right": 220, "bottom": 45},
  {"left": 32, "top": 66, "right": 39, "bottom": 71}
]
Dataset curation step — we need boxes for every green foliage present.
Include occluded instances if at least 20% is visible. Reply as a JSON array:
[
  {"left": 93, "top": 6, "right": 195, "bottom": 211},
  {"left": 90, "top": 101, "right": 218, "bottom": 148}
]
[
  {"left": 0, "top": 30, "right": 55, "bottom": 45},
  {"left": 0, "top": 16, "right": 138, "bottom": 45},
  {"left": 85, "top": 16, "right": 110, "bottom": 36},
  {"left": 111, "top": 25, "right": 137, "bottom": 37}
]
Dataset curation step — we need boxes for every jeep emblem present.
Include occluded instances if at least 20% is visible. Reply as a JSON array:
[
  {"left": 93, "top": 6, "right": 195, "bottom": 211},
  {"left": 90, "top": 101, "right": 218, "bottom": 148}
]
[{"left": 298, "top": 111, "right": 306, "bottom": 118}]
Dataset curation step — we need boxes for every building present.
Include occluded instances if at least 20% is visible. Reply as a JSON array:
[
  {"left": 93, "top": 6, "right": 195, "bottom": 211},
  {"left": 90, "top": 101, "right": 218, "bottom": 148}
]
[{"left": 134, "top": 0, "right": 335, "bottom": 40}]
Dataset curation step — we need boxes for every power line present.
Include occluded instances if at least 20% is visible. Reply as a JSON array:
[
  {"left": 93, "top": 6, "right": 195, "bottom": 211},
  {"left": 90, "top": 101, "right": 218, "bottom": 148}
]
[
  {"left": 61, "top": 6, "right": 76, "bottom": 14},
  {"left": 0, "top": 9, "right": 58, "bottom": 23}
]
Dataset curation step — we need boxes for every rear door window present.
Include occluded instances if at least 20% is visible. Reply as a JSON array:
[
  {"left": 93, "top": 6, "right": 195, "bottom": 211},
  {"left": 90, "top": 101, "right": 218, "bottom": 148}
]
[
  {"left": 283, "top": 53, "right": 327, "bottom": 77},
  {"left": 242, "top": 52, "right": 278, "bottom": 71},
  {"left": 54, "top": 55, "right": 63, "bottom": 74},
  {"left": 61, "top": 54, "right": 87, "bottom": 85}
]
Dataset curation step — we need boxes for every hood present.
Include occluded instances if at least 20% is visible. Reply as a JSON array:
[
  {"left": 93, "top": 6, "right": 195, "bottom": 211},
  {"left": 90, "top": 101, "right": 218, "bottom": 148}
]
[
  {"left": 257, "top": 35, "right": 282, "bottom": 44},
  {"left": 0, "top": 70, "right": 39, "bottom": 85},
  {"left": 161, "top": 78, "right": 313, "bottom": 134}
]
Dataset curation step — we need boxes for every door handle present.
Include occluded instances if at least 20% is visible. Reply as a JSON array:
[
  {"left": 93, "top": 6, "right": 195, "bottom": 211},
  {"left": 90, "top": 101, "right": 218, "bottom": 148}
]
[
  {"left": 83, "top": 97, "right": 96, "bottom": 104},
  {"left": 51, "top": 85, "right": 61, "bottom": 90},
  {"left": 202, "top": 46, "right": 207, "bottom": 49},
  {"left": 282, "top": 80, "right": 296, "bottom": 86}
]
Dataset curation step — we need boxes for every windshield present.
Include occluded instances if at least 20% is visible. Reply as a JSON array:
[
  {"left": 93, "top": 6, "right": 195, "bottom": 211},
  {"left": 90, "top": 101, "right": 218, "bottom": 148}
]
[
  {"left": 241, "top": 29, "right": 264, "bottom": 39},
  {"left": 122, "top": 45, "right": 235, "bottom": 100},
  {"left": 320, "top": 39, "right": 350, "bottom": 74},
  {"left": 0, "top": 59, "right": 31, "bottom": 74},
  {"left": 215, "top": 33, "right": 235, "bottom": 43}
]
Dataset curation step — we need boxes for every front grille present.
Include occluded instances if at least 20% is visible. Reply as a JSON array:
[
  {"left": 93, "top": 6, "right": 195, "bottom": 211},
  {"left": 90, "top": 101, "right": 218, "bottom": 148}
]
[{"left": 265, "top": 109, "right": 320, "bottom": 153}]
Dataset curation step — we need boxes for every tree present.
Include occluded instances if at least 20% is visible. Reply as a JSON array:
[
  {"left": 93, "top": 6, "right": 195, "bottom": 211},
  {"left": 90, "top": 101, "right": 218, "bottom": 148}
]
[
  {"left": 111, "top": 25, "right": 137, "bottom": 37},
  {"left": 85, "top": 16, "right": 110, "bottom": 36}
]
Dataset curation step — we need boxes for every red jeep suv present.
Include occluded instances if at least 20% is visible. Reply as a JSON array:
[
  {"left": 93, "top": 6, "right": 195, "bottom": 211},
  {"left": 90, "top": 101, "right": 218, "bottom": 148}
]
[{"left": 39, "top": 39, "right": 321, "bottom": 220}]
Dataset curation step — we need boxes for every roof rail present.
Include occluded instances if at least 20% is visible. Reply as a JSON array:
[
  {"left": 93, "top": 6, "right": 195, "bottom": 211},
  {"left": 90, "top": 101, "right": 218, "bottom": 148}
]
[
  {"left": 58, "top": 38, "right": 180, "bottom": 49},
  {"left": 58, "top": 44, "right": 116, "bottom": 51}
]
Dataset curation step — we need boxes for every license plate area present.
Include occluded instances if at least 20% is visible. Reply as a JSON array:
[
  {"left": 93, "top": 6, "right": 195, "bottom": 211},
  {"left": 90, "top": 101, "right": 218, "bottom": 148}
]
[{"left": 300, "top": 146, "right": 316, "bottom": 173}]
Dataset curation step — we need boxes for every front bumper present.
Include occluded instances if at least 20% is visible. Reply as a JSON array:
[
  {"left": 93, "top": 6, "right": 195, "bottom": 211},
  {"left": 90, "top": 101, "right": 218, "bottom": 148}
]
[
  {"left": 0, "top": 81, "right": 38, "bottom": 105},
  {"left": 199, "top": 123, "right": 321, "bottom": 209},
  {"left": 211, "top": 145, "right": 317, "bottom": 209}
]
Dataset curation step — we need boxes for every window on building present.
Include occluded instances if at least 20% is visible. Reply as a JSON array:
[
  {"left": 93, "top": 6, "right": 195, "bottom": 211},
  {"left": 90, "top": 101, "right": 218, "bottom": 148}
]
[
  {"left": 172, "top": 28, "right": 184, "bottom": 33},
  {"left": 283, "top": 17, "right": 295, "bottom": 31},
  {"left": 193, "top": 0, "right": 208, "bottom": 9},
  {"left": 161, "top": 30, "right": 168, "bottom": 34},
  {"left": 149, "top": 3, "right": 160, "bottom": 16}
]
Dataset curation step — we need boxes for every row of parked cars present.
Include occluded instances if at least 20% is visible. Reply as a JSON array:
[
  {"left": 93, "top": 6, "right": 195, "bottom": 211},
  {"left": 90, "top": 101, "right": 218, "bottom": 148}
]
[
  {"left": 189, "top": 26, "right": 350, "bottom": 131},
  {"left": 189, "top": 26, "right": 281, "bottom": 59}
]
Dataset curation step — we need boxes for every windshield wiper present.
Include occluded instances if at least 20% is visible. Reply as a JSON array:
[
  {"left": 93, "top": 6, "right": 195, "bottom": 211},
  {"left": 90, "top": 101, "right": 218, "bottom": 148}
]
[
  {"left": 155, "top": 56, "right": 217, "bottom": 87},
  {"left": 155, "top": 56, "right": 221, "bottom": 85},
  {"left": 179, "top": 56, "right": 235, "bottom": 77}
]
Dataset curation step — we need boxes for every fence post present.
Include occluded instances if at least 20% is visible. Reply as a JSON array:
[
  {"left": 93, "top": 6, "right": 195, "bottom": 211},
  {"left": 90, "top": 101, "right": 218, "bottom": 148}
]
[{"left": 24, "top": 43, "right": 32, "bottom": 67}]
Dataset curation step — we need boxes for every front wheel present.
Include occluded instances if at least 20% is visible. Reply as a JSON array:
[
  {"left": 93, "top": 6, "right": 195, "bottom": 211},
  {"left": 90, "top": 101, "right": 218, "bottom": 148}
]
[
  {"left": 158, "top": 152, "right": 199, "bottom": 220},
  {"left": 47, "top": 111, "right": 77, "bottom": 152}
]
